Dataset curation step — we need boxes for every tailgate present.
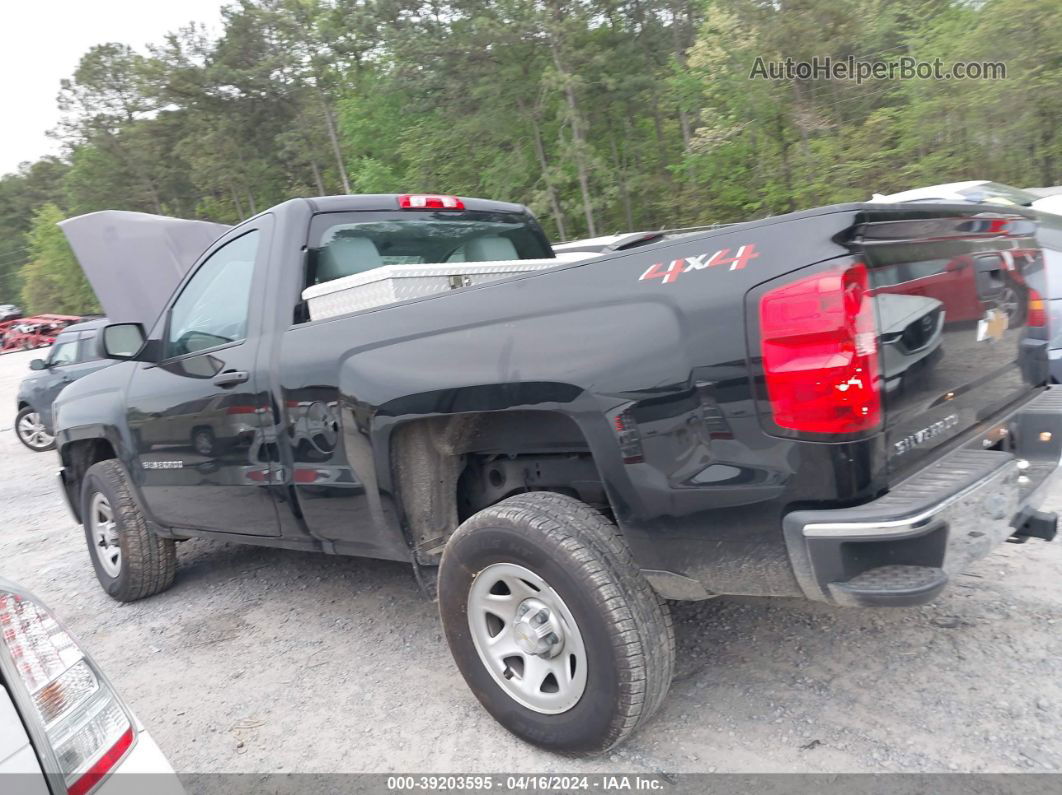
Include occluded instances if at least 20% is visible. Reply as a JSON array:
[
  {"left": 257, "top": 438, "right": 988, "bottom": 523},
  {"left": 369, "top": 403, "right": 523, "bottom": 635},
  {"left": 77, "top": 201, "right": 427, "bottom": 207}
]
[{"left": 857, "top": 212, "right": 1047, "bottom": 479}]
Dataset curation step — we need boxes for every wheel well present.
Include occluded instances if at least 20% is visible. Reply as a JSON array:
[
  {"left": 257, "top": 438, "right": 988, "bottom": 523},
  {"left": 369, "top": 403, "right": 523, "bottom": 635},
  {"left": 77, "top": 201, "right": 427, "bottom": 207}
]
[
  {"left": 456, "top": 454, "right": 608, "bottom": 522},
  {"left": 60, "top": 438, "right": 118, "bottom": 521},
  {"left": 391, "top": 412, "right": 608, "bottom": 564},
  {"left": 17, "top": 401, "right": 28, "bottom": 411}
]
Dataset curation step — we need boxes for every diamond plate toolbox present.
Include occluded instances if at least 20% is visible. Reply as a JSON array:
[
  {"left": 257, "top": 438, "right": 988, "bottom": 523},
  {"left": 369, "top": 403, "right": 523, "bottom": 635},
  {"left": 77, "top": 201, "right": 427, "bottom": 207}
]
[{"left": 302, "top": 258, "right": 569, "bottom": 320}]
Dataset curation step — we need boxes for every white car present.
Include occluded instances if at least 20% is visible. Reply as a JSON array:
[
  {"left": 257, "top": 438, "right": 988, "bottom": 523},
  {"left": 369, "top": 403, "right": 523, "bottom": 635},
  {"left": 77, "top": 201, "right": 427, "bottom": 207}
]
[
  {"left": 1031, "top": 193, "right": 1062, "bottom": 217},
  {"left": 0, "top": 578, "right": 182, "bottom": 795},
  {"left": 868, "top": 179, "right": 1047, "bottom": 209}
]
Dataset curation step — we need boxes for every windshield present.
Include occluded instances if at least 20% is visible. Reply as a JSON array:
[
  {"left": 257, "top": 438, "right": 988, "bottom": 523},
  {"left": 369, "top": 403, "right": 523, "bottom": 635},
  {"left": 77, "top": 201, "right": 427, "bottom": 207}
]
[{"left": 306, "top": 209, "right": 553, "bottom": 288}]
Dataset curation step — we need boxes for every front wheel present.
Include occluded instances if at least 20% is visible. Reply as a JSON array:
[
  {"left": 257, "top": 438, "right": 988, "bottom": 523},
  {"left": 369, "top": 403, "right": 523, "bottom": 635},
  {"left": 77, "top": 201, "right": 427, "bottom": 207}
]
[
  {"left": 81, "top": 460, "right": 177, "bottom": 601},
  {"left": 14, "top": 407, "right": 54, "bottom": 452},
  {"left": 438, "top": 492, "right": 674, "bottom": 754}
]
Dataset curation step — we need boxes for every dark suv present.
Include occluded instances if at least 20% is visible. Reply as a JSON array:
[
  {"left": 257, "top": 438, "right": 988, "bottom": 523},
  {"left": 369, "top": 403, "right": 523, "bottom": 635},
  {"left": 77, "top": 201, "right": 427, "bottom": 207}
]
[{"left": 15, "top": 318, "right": 110, "bottom": 452}]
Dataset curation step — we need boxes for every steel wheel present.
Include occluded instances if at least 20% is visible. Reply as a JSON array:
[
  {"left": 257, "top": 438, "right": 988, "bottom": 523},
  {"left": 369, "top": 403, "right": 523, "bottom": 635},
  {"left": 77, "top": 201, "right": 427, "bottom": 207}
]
[
  {"left": 467, "top": 562, "right": 588, "bottom": 714},
  {"left": 89, "top": 492, "right": 122, "bottom": 578},
  {"left": 17, "top": 411, "right": 53, "bottom": 450},
  {"left": 192, "top": 428, "right": 215, "bottom": 456}
]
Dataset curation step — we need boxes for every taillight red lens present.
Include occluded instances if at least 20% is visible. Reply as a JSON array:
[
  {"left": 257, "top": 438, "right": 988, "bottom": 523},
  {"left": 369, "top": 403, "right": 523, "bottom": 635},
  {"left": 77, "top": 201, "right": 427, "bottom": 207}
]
[
  {"left": 66, "top": 727, "right": 134, "bottom": 795},
  {"left": 1028, "top": 288, "right": 1046, "bottom": 327},
  {"left": 398, "top": 194, "right": 465, "bottom": 210},
  {"left": 759, "top": 262, "right": 881, "bottom": 434}
]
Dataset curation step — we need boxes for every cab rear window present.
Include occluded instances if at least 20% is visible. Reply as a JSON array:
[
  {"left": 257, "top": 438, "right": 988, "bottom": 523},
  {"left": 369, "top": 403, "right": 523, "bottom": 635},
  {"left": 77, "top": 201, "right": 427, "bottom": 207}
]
[{"left": 305, "top": 210, "right": 553, "bottom": 288}]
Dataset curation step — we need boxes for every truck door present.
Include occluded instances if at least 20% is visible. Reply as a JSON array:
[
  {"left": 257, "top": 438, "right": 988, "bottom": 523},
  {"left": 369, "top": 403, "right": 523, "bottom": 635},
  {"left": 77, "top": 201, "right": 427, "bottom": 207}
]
[{"left": 124, "top": 224, "right": 280, "bottom": 536}]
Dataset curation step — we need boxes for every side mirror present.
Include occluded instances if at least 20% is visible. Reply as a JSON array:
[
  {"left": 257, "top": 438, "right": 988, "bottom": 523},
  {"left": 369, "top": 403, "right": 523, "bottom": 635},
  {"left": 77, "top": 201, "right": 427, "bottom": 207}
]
[
  {"left": 29, "top": 358, "right": 47, "bottom": 371},
  {"left": 98, "top": 323, "right": 153, "bottom": 361}
]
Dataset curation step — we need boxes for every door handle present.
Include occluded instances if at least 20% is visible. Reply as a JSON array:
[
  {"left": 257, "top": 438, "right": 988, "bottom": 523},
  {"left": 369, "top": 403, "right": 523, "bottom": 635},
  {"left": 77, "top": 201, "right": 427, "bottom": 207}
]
[{"left": 212, "top": 370, "right": 249, "bottom": 388}]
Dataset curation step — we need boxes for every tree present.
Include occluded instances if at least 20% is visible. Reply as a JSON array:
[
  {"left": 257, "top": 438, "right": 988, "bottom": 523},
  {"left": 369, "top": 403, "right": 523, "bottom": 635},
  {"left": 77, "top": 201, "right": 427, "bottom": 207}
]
[
  {"left": 4, "top": 0, "right": 1059, "bottom": 269},
  {"left": 0, "top": 158, "right": 70, "bottom": 303},
  {"left": 19, "top": 204, "right": 100, "bottom": 315}
]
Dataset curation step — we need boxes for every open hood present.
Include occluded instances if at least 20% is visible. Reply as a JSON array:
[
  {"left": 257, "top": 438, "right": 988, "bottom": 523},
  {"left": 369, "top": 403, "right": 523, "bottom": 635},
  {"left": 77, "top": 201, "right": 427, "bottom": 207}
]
[{"left": 59, "top": 210, "right": 231, "bottom": 327}]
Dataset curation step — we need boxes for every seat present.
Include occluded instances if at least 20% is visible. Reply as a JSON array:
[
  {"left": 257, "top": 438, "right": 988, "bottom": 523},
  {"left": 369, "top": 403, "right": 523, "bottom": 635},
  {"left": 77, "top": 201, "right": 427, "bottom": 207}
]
[
  {"left": 316, "top": 237, "right": 383, "bottom": 283},
  {"left": 461, "top": 236, "right": 519, "bottom": 262}
]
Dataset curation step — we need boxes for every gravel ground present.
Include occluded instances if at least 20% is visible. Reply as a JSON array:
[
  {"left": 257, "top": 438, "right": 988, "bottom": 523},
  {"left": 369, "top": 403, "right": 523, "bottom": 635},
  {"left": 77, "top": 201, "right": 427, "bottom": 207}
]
[{"left": 1, "top": 347, "right": 1061, "bottom": 776}]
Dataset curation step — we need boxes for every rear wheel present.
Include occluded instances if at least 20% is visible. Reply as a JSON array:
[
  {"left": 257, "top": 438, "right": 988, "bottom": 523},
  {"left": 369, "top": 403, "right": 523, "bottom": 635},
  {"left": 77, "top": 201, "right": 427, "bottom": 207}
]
[
  {"left": 81, "top": 460, "right": 176, "bottom": 601},
  {"left": 191, "top": 427, "right": 216, "bottom": 456},
  {"left": 438, "top": 492, "right": 674, "bottom": 754},
  {"left": 14, "top": 407, "right": 54, "bottom": 452}
]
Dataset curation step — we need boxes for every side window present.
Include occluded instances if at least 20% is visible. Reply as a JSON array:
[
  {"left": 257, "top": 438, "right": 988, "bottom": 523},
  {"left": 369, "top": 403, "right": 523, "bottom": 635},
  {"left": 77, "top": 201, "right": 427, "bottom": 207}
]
[
  {"left": 47, "top": 337, "right": 79, "bottom": 366},
  {"left": 166, "top": 231, "right": 259, "bottom": 358},
  {"left": 78, "top": 332, "right": 99, "bottom": 362}
]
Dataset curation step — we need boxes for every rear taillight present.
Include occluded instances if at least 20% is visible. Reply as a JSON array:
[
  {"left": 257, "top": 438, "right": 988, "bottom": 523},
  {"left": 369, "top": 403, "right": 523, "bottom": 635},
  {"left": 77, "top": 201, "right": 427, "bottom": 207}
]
[
  {"left": 1028, "top": 288, "right": 1046, "bottom": 327},
  {"left": 398, "top": 194, "right": 465, "bottom": 210},
  {"left": 225, "top": 405, "right": 259, "bottom": 415},
  {"left": 0, "top": 591, "right": 133, "bottom": 795},
  {"left": 759, "top": 262, "right": 881, "bottom": 434}
]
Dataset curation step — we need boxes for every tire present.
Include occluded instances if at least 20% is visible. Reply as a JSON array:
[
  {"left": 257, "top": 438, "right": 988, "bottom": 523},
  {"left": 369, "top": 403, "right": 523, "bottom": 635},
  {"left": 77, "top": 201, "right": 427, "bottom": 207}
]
[
  {"left": 438, "top": 492, "right": 674, "bottom": 754},
  {"left": 14, "top": 406, "right": 55, "bottom": 452},
  {"left": 81, "top": 460, "right": 177, "bottom": 602},
  {"left": 191, "top": 426, "right": 216, "bottom": 456}
]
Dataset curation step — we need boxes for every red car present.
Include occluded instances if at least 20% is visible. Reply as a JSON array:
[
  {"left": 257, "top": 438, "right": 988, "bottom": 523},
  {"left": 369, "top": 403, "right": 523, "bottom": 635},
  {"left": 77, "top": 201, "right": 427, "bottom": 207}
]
[{"left": 0, "top": 314, "right": 82, "bottom": 353}]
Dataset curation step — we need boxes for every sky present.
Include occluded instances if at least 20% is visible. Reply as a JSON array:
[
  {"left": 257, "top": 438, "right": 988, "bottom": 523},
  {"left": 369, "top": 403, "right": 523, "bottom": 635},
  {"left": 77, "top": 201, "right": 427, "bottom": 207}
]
[{"left": 0, "top": 0, "right": 227, "bottom": 176}]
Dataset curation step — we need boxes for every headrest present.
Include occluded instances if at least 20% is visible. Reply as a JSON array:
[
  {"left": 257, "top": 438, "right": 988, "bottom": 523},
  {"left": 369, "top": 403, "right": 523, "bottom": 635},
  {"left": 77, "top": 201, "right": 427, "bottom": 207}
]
[
  {"left": 462, "top": 235, "right": 518, "bottom": 262},
  {"left": 317, "top": 237, "right": 382, "bottom": 282}
]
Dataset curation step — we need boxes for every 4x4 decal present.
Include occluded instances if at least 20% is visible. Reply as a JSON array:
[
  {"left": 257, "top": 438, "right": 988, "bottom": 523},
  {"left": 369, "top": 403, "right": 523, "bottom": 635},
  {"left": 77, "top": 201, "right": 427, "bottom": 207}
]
[{"left": 639, "top": 244, "right": 759, "bottom": 284}]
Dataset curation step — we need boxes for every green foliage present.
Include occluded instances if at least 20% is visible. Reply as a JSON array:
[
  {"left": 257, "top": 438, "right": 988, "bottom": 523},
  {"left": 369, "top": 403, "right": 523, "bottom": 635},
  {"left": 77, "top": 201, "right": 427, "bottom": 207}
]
[
  {"left": 0, "top": 158, "right": 69, "bottom": 303},
  {"left": 2, "top": 0, "right": 1060, "bottom": 314},
  {"left": 19, "top": 204, "right": 100, "bottom": 315}
]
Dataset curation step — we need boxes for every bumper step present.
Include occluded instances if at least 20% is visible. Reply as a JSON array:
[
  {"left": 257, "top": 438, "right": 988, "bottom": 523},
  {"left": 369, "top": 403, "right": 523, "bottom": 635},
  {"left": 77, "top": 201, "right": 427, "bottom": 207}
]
[{"left": 828, "top": 565, "right": 948, "bottom": 607}]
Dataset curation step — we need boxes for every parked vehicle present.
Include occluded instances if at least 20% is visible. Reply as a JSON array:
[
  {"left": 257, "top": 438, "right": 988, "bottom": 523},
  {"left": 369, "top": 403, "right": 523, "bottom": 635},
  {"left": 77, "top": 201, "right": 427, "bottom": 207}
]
[
  {"left": 1037, "top": 213, "right": 1062, "bottom": 383},
  {"left": 0, "top": 578, "right": 182, "bottom": 794},
  {"left": 2, "top": 314, "right": 82, "bottom": 353},
  {"left": 874, "top": 293, "right": 945, "bottom": 394},
  {"left": 53, "top": 194, "right": 1060, "bottom": 754},
  {"left": 15, "top": 319, "right": 111, "bottom": 452},
  {"left": 870, "top": 182, "right": 1062, "bottom": 382},
  {"left": 869, "top": 180, "right": 1042, "bottom": 208},
  {"left": 0, "top": 304, "right": 22, "bottom": 322}
]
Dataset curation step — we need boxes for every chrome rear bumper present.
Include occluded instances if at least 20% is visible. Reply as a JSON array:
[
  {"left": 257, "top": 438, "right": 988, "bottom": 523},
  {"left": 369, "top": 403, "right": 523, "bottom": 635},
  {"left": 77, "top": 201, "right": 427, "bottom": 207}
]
[{"left": 784, "top": 389, "right": 1062, "bottom": 606}]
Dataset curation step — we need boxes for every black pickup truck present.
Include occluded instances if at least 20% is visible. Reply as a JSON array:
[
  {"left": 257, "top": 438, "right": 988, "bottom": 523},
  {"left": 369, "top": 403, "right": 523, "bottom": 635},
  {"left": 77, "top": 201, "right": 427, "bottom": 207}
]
[{"left": 53, "top": 194, "right": 1060, "bottom": 753}]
